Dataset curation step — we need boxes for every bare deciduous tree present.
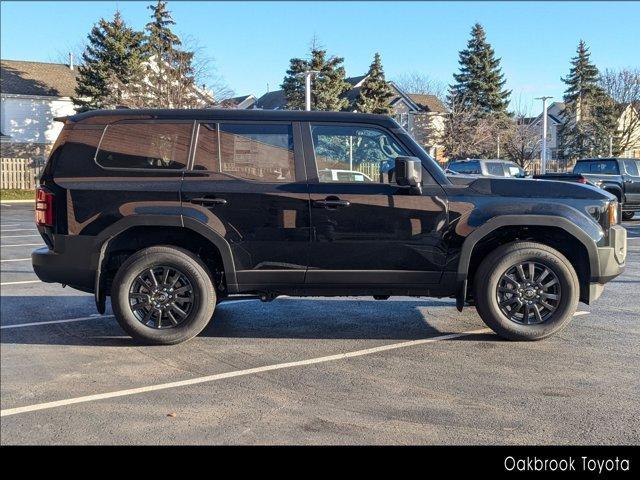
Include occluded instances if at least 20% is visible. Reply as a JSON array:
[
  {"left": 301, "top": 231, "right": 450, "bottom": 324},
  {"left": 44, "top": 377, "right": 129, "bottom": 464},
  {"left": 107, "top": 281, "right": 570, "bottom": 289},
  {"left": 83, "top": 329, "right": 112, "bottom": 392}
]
[
  {"left": 501, "top": 97, "right": 540, "bottom": 168},
  {"left": 600, "top": 68, "right": 640, "bottom": 155},
  {"left": 502, "top": 116, "right": 539, "bottom": 169},
  {"left": 443, "top": 96, "right": 501, "bottom": 159},
  {"left": 394, "top": 71, "right": 446, "bottom": 100}
]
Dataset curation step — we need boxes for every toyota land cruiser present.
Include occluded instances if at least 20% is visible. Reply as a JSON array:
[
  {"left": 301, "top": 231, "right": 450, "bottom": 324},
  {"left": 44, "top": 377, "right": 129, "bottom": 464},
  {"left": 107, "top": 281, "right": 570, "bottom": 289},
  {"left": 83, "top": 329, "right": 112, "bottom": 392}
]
[{"left": 32, "top": 109, "right": 627, "bottom": 344}]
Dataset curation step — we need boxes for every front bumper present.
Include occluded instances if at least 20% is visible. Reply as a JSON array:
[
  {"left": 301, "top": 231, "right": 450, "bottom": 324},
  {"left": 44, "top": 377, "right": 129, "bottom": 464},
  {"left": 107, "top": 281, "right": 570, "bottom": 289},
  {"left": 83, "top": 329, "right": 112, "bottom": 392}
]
[{"left": 589, "top": 224, "right": 626, "bottom": 302}]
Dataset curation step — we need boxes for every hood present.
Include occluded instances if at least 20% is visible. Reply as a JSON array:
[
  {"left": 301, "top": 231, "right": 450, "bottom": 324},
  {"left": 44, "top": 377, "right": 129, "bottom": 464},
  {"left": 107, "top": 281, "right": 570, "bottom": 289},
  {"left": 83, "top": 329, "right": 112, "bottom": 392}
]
[{"left": 467, "top": 177, "right": 615, "bottom": 201}]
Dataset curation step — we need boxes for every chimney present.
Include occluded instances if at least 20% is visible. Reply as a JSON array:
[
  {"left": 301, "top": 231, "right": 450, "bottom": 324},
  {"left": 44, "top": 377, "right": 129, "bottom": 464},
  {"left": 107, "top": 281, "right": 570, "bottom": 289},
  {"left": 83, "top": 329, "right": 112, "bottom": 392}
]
[{"left": 68, "top": 52, "right": 74, "bottom": 70}]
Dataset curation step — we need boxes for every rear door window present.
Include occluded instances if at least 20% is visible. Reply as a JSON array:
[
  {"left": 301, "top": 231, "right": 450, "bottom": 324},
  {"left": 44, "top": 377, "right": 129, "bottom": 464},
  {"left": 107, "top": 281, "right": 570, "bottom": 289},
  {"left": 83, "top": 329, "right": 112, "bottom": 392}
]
[
  {"left": 96, "top": 122, "right": 192, "bottom": 170},
  {"left": 218, "top": 123, "right": 295, "bottom": 182}
]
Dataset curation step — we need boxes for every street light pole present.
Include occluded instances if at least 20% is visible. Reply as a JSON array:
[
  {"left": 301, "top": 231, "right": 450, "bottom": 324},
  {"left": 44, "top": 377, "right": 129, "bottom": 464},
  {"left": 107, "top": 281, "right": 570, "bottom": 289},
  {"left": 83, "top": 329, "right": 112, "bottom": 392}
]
[
  {"left": 297, "top": 70, "right": 321, "bottom": 111},
  {"left": 609, "top": 135, "right": 613, "bottom": 156},
  {"left": 536, "top": 96, "right": 553, "bottom": 175}
]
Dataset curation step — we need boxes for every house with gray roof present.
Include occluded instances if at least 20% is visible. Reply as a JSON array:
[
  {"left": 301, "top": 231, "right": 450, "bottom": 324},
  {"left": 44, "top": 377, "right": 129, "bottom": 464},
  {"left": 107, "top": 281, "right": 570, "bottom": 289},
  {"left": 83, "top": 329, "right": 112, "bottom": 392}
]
[
  {"left": 1, "top": 59, "right": 79, "bottom": 160},
  {"left": 252, "top": 75, "right": 449, "bottom": 161}
]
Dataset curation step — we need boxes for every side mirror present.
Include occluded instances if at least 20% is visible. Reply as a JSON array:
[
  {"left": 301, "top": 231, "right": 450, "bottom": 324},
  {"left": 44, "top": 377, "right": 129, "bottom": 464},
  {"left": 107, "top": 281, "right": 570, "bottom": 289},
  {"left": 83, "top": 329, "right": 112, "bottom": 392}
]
[{"left": 395, "top": 156, "right": 423, "bottom": 194}]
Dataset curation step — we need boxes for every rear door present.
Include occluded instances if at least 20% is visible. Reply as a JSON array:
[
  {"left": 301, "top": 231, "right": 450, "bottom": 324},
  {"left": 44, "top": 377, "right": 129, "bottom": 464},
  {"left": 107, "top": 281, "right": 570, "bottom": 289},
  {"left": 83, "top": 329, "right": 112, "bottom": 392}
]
[
  {"left": 181, "top": 121, "right": 310, "bottom": 290},
  {"left": 302, "top": 122, "right": 448, "bottom": 287}
]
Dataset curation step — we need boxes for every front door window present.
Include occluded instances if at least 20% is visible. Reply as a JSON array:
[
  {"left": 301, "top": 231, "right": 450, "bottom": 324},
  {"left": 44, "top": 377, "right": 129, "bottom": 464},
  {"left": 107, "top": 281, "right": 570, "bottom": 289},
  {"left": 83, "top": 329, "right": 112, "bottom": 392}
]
[{"left": 311, "top": 125, "right": 409, "bottom": 184}]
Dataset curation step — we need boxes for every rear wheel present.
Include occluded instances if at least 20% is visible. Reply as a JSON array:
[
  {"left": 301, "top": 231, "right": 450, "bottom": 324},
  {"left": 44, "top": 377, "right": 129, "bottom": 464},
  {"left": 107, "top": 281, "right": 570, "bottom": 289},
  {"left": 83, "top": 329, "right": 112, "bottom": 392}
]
[
  {"left": 474, "top": 241, "right": 579, "bottom": 341},
  {"left": 622, "top": 211, "right": 635, "bottom": 221},
  {"left": 111, "top": 246, "right": 216, "bottom": 345}
]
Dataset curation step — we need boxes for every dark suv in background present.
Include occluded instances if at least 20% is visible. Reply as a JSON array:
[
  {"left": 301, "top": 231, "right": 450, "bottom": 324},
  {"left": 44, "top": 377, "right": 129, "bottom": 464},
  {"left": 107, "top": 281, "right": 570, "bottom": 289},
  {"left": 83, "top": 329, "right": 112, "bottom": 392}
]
[{"left": 33, "top": 109, "right": 626, "bottom": 344}]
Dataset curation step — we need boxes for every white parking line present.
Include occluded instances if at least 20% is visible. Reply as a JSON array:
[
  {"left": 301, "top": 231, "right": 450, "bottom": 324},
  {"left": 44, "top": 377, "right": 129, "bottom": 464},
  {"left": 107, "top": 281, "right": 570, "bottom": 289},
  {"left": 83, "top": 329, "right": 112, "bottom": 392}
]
[
  {"left": 0, "top": 258, "right": 31, "bottom": 263},
  {"left": 1, "top": 243, "right": 43, "bottom": 248},
  {"left": 1, "top": 314, "right": 113, "bottom": 330},
  {"left": 1, "top": 234, "right": 41, "bottom": 238},
  {"left": 0, "top": 327, "right": 492, "bottom": 417},
  {"left": 574, "top": 311, "right": 589, "bottom": 316},
  {"left": 1, "top": 229, "right": 37, "bottom": 232},
  {"left": 0, "top": 279, "right": 41, "bottom": 286}
]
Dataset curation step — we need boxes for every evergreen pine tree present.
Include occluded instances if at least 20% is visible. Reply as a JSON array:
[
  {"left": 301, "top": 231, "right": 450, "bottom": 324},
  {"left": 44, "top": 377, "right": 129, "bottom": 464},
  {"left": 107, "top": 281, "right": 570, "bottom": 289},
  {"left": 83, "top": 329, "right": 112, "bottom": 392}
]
[
  {"left": 282, "top": 43, "right": 350, "bottom": 111},
  {"left": 448, "top": 23, "right": 511, "bottom": 115},
  {"left": 560, "top": 40, "right": 619, "bottom": 159},
  {"left": 355, "top": 53, "right": 395, "bottom": 114},
  {"left": 143, "top": 1, "right": 199, "bottom": 107},
  {"left": 73, "top": 11, "right": 145, "bottom": 111}
]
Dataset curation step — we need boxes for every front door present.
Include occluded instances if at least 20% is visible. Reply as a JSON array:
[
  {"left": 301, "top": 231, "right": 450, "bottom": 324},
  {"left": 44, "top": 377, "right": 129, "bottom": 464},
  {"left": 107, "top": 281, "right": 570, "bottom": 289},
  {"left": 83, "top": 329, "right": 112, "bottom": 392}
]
[
  {"left": 303, "top": 123, "right": 448, "bottom": 286},
  {"left": 622, "top": 158, "right": 640, "bottom": 205},
  {"left": 181, "top": 121, "right": 310, "bottom": 291}
]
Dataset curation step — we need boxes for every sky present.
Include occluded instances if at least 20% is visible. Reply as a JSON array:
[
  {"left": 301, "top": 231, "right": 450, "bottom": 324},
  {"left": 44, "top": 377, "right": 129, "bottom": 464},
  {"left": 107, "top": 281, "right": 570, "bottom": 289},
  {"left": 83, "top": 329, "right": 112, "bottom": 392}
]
[{"left": 1, "top": 1, "right": 639, "bottom": 113}]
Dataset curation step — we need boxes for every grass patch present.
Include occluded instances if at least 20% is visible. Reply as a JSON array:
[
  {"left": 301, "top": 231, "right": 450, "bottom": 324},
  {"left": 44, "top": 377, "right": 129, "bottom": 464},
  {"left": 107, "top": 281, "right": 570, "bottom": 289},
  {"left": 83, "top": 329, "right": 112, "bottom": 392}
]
[{"left": 0, "top": 189, "right": 35, "bottom": 201}]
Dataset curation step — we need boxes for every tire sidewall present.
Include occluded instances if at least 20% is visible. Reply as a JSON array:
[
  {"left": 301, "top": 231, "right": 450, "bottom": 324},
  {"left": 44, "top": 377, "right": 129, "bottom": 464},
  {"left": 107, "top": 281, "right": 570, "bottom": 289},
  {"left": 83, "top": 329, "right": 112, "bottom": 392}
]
[
  {"left": 475, "top": 243, "right": 579, "bottom": 341},
  {"left": 112, "top": 247, "right": 216, "bottom": 345}
]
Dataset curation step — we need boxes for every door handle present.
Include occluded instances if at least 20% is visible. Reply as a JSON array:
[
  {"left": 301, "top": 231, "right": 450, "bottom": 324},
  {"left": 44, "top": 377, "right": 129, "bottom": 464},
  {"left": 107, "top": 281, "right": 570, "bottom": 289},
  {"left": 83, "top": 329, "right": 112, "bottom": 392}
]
[
  {"left": 189, "top": 197, "right": 228, "bottom": 206},
  {"left": 313, "top": 197, "right": 351, "bottom": 209}
]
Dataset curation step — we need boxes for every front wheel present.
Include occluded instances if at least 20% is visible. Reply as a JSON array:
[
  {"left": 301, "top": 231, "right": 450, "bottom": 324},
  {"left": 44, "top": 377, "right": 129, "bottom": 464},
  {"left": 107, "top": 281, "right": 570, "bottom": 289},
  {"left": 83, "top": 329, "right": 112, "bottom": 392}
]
[
  {"left": 622, "top": 211, "right": 635, "bottom": 221},
  {"left": 111, "top": 246, "right": 216, "bottom": 345},
  {"left": 474, "top": 241, "right": 579, "bottom": 341}
]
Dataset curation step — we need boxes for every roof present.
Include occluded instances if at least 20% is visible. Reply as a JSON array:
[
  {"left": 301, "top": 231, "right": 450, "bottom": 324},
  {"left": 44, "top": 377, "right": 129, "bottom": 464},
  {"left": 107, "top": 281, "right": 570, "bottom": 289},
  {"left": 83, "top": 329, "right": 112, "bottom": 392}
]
[
  {"left": 218, "top": 94, "right": 256, "bottom": 109},
  {"left": 1, "top": 59, "right": 78, "bottom": 97},
  {"left": 229, "top": 94, "right": 253, "bottom": 103},
  {"left": 407, "top": 94, "right": 446, "bottom": 113},
  {"left": 254, "top": 90, "right": 287, "bottom": 109},
  {"left": 345, "top": 75, "right": 367, "bottom": 87},
  {"left": 66, "top": 108, "right": 400, "bottom": 127}
]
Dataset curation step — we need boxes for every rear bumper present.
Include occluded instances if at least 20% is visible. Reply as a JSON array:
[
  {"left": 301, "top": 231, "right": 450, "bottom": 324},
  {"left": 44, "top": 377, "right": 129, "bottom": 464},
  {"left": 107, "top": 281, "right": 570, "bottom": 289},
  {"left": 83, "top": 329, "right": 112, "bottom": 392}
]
[
  {"left": 31, "top": 235, "right": 97, "bottom": 293},
  {"left": 589, "top": 225, "right": 626, "bottom": 302}
]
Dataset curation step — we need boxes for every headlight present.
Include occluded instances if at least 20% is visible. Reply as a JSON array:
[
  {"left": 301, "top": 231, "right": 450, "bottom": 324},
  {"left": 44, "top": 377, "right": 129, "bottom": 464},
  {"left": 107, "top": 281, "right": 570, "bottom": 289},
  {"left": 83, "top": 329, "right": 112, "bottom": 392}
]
[{"left": 608, "top": 201, "right": 619, "bottom": 225}]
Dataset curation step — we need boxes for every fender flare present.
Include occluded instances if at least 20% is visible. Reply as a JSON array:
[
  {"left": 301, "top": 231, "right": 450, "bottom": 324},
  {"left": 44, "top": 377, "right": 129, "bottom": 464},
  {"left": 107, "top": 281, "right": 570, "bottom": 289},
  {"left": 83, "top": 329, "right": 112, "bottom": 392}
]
[
  {"left": 93, "top": 215, "right": 237, "bottom": 313},
  {"left": 455, "top": 215, "right": 599, "bottom": 311}
]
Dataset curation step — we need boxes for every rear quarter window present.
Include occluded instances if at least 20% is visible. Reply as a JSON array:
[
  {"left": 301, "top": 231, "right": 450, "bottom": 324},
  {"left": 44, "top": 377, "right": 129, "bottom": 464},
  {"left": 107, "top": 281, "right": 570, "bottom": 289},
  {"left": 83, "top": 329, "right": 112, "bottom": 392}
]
[
  {"left": 96, "top": 122, "right": 192, "bottom": 170},
  {"left": 52, "top": 126, "right": 105, "bottom": 177},
  {"left": 448, "top": 161, "right": 480, "bottom": 174}
]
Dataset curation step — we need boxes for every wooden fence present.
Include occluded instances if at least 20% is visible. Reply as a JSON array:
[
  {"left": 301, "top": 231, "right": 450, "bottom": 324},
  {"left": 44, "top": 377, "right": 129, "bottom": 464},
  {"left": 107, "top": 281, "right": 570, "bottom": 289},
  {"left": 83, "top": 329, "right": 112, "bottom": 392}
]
[{"left": 1, "top": 158, "right": 44, "bottom": 190}]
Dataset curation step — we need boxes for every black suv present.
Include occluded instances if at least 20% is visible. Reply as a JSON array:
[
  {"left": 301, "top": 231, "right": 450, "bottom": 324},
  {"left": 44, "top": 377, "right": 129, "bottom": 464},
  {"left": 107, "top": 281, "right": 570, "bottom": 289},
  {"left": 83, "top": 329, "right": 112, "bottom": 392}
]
[{"left": 33, "top": 109, "right": 627, "bottom": 344}]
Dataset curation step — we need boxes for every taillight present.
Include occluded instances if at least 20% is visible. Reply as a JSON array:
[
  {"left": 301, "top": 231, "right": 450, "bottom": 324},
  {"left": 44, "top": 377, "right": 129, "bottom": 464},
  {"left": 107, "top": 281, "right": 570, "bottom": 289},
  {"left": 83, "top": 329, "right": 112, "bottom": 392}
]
[
  {"left": 35, "top": 187, "right": 54, "bottom": 226},
  {"left": 578, "top": 177, "right": 587, "bottom": 184}
]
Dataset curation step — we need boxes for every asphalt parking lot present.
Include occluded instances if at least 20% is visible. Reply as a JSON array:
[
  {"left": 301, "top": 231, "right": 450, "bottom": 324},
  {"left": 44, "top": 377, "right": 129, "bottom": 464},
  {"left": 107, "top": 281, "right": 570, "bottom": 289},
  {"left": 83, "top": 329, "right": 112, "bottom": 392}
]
[{"left": 1, "top": 202, "right": 638, "bottom": 445}]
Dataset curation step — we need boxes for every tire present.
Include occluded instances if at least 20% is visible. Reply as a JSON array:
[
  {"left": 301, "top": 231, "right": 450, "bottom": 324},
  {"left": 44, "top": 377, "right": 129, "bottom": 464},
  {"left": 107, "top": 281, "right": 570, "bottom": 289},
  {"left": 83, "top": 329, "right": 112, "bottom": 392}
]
[
  {"left": 622, "top": 211, "right": 635, "bottom": 221},
  {"left": 111, "top": 246, "right": 216, "bottom": 345},
  {"left": 474, "top": 241, "right": 579, "bottom": 341}
]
